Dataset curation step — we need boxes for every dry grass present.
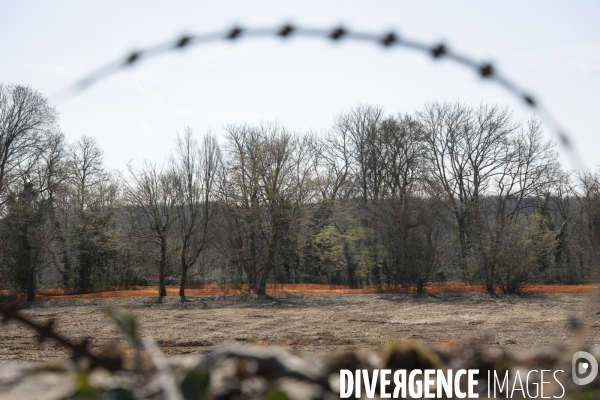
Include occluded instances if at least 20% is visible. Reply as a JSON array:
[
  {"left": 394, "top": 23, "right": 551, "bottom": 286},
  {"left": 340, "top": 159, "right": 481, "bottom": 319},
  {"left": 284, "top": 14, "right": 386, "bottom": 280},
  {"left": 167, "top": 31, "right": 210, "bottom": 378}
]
[{"left": 1, "top": 292, "right": 598, "bottom": 362}]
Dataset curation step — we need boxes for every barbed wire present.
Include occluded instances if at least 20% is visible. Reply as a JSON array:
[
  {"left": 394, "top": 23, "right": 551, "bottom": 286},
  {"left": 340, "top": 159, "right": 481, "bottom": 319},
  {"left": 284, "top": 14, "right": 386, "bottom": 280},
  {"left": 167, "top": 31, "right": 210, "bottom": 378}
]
[
  {"left": 0, "top": 303, "right": 124, "bottom": 371},
  {"left": 53, "top": 23, "right": 585, "bottom": 169}
]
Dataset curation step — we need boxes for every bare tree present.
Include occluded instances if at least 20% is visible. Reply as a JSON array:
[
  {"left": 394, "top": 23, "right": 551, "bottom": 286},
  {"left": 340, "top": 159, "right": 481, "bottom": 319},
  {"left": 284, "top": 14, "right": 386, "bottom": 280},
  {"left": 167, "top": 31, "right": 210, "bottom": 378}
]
[
  {"left": 68, "top": 135, "right": 108, "bottom": 213},
  {"left": 222, "top": 123, "right": 312, "bottom": 294},
  {"left": 420, "top": 101, "right": 516, "bottom": 288},
  {"left": 125, "top": 161, "right": 177, "bottom": 298},
  {"left": 332, "top": 105, "right": 387, "bottom": 285},
  {"left": 220, "top": 124, "right": 262, "bottom": 289},
  {"left": 62, "top": 135, "right": 115, "bottom": 289},
  {"left": 550, "top": 171, "right": 577, "bottom": 282},
  {"left": 0, "top": 84, "right": 58, "bottom": 210},
  {"left": 34, "top": 132, "right": 68, "bottom": 202},
  {"left": 311, "top": 129, "right": 354, "bottom": 202},
  {"left": 306, "top": 129, "right": 357, "bottom": 286},
  {"left": 172, "top": 128, "right": 220, "bottom": 301},
  {"left": 375, "top": 114, "right": 431, "bottom": 288},
  {"left": 477, "top": 119, "right": 560, "bottom": 291},
  {"left": 333, "top": 104, "right": 385, "bottom": 203},
  {"left": 572, "top": 171, "right": 600, "bottom": 283}
]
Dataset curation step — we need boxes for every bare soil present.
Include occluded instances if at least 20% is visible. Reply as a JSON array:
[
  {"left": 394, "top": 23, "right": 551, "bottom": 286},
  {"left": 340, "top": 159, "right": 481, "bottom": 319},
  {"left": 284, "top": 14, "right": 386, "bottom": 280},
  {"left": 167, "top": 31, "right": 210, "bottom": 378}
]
[{"left": 1, "top": 292, "right": 599, "bottom": 363}]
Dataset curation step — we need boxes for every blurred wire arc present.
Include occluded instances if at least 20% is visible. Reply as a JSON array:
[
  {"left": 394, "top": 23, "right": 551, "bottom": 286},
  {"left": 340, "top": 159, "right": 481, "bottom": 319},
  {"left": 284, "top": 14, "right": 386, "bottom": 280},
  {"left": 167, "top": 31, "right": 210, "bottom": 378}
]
[{"left": 52, "top": 23, "right": 584, "bottom": 170}]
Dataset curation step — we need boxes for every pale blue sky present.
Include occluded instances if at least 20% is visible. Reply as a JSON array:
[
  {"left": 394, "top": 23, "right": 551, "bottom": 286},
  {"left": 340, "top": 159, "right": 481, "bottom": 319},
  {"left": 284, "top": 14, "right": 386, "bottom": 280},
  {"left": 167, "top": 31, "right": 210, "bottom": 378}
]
[{"left": 1, "top": 1, "right": 599, "bottom": 170}]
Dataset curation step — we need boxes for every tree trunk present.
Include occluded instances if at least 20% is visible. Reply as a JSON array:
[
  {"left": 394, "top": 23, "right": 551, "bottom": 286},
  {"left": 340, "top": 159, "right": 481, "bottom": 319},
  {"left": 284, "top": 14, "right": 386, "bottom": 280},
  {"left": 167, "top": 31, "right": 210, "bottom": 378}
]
[
  {"left": 457, "top": 216, "right": 470, "bottom": 275},
  {"left": 416, "top": 279, "right": 425, "bottom": 295},
  {"left": 247, "top": 227, "right": 258, "bottom": 289},
  {"left": 53, "top": 218, "right": 72, "bottom": 288},
  {"left": 258, "top": 243, "right": 277, "bottom": 295},
  {"left": 567, "top": 248, "right": 577, "bottom": 284},
  {"left": 180, "top": 260, "right": 188, "bottom": 300},
  {"left": 486, "top": 274, "right": 494, "bottom": 293},
  {"left": 78, "top": 260, "right": 89, "bottom": 290},
  {"left": 26, "top": 268, "right": 35, "bottom": 302},
  {"left": 61, "top": 252, "right": 71, "bottom": 288},
  {"left": 257, "top": 261, "right": 273, "bottom": 295},
  {"left": 371, "top": 228, "right": 381, "bottom": 287},
  {"left": 257, "top": 273, "right": 268, "bottom": 295},
  {"left": 343, "top": 240, "right": 357, "bottom": 288},
  {"left": 23, "top": 233, "right": 36, "bottom": 302},
  {"left": 159, "top": 236, "right": 167, "bottom": 297},
  {"left": 486, "top": 263, "right": 495, "bottom": 293}
]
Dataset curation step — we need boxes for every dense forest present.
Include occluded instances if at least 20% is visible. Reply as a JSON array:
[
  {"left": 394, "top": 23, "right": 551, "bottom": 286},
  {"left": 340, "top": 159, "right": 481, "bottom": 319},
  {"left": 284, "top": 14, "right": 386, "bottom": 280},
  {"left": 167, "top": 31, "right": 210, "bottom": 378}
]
[{"left": 1, "top": 83, "right": 599, "bottom": 301}]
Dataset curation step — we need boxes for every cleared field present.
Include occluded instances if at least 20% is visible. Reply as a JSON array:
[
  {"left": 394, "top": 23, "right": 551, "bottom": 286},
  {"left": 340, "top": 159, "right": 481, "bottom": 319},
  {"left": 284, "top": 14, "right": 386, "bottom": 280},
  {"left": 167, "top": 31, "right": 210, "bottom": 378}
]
[{"left": 1, "top": 292, "right": 599, "bottom": 363}]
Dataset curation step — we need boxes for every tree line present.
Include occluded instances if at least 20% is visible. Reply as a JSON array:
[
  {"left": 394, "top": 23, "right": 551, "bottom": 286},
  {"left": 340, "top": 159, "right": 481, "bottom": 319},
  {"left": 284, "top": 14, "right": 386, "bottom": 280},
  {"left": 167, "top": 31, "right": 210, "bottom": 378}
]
[{"left": 1, "top": 84, "right": 599, "bottom": 301}]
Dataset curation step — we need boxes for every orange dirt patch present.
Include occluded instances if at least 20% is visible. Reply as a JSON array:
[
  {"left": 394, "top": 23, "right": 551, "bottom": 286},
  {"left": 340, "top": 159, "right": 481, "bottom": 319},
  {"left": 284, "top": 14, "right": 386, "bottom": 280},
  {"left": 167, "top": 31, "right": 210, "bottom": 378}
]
[{"left": 2, "top": 282, "right": 598, "bottom": 301}]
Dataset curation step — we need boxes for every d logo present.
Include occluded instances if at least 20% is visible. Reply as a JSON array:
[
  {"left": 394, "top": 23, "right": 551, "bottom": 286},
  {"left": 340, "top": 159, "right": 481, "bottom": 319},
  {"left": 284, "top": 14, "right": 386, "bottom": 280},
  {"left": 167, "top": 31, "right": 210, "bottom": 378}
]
[{"left": 572, "top": 351, "right": 598, "bottom": 385}]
